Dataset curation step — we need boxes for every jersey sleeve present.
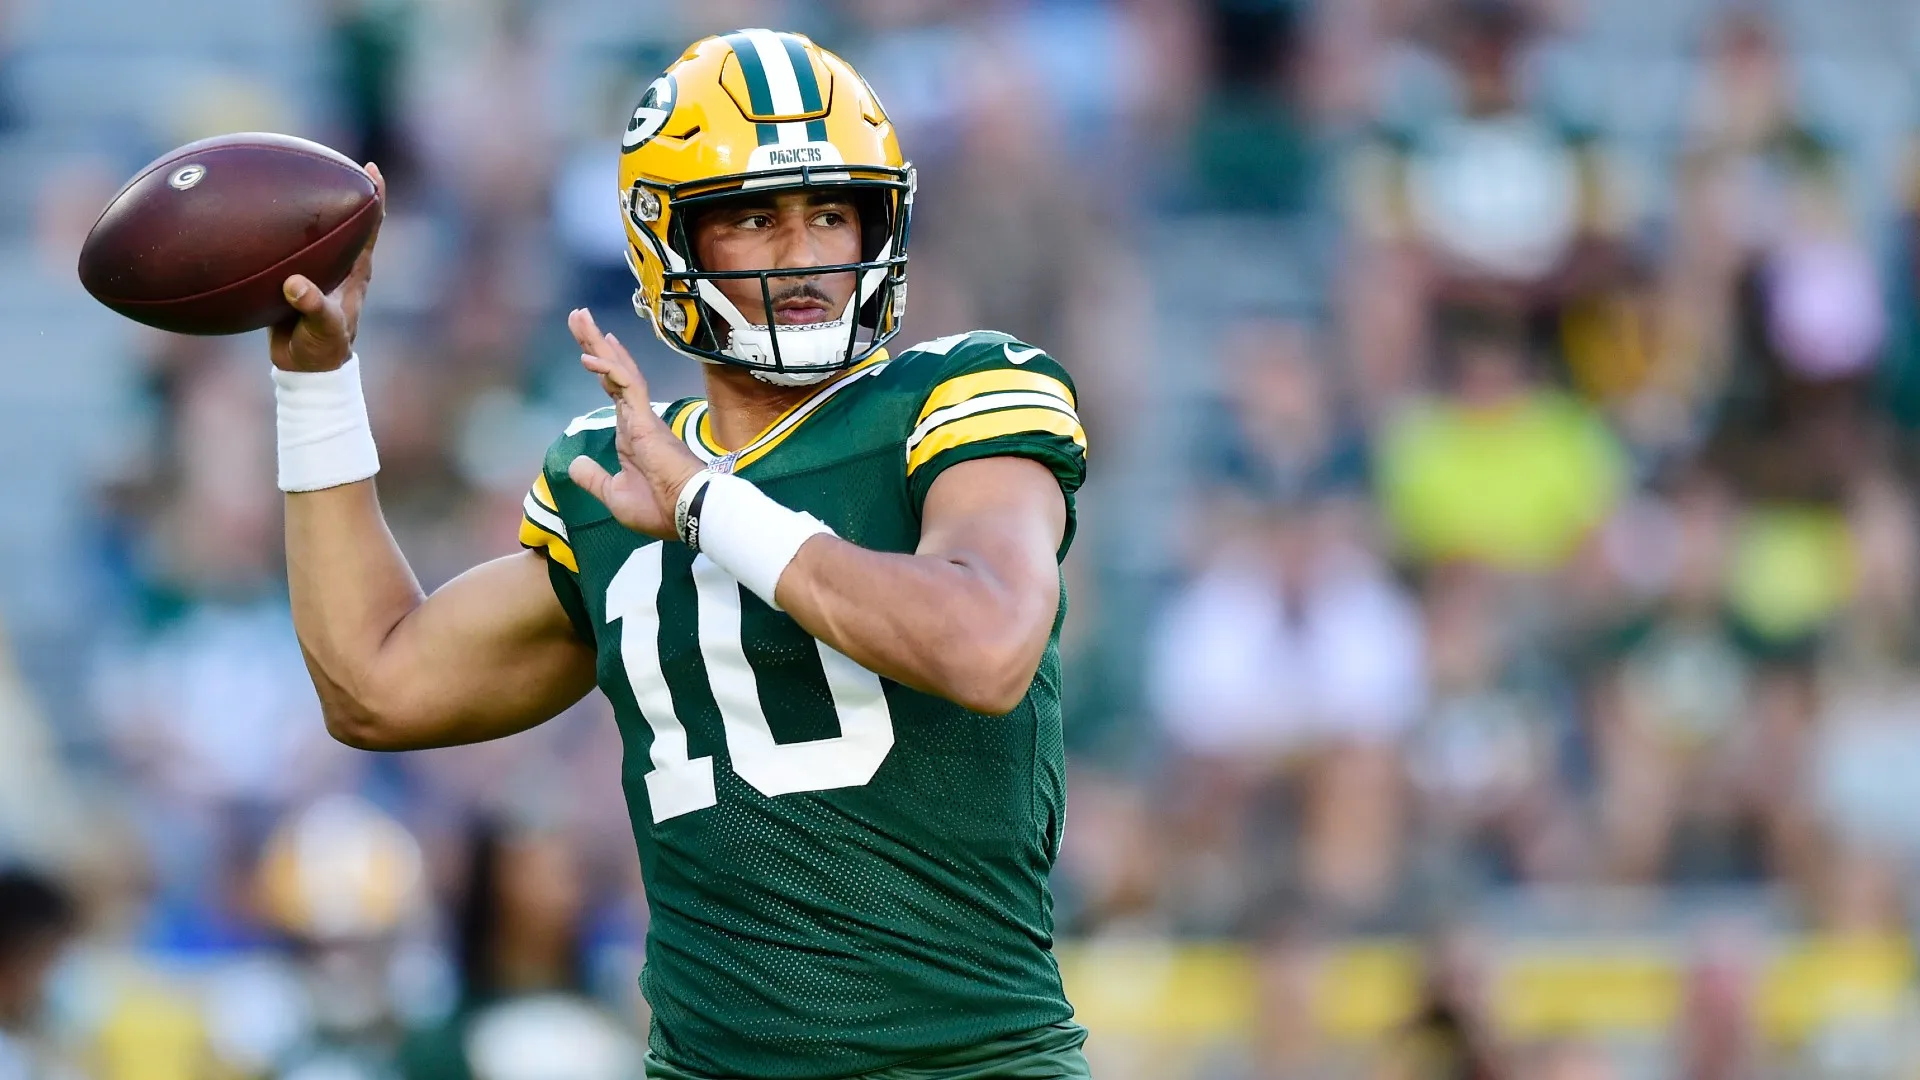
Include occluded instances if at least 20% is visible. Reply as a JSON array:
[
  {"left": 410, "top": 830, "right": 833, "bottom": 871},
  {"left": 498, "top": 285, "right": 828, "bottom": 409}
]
[
  {"left": 519, "top": 469, "right": 594, "bottom": 641},
  {"left": 519, "top": 405, "right": 631, "bottom": 642},
  {"left": 904, "top": 335, "right": 1088, "bottom": 555}
]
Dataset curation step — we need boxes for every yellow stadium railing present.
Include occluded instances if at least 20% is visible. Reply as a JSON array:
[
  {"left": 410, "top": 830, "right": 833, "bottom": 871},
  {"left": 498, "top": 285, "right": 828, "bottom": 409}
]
[{"left": 1058, "top": 935, "right": 1913, "bottom": 1045}]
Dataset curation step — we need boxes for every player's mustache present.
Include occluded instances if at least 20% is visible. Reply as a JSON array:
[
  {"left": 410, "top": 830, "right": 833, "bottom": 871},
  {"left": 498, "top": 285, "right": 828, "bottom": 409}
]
[{"left": 767, "top": 282, "right": 834, "bottom": 307}]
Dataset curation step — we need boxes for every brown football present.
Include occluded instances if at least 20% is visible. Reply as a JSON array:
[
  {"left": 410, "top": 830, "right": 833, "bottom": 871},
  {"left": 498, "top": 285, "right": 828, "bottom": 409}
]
[{"left": 78, "top": 133, "right": 381, "bottom": 336}]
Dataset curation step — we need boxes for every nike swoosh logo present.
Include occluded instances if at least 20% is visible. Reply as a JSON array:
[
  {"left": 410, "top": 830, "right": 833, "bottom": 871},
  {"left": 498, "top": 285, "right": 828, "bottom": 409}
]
[{"left": 1004, "top": 345, "right": 1044, "bottom": 365}]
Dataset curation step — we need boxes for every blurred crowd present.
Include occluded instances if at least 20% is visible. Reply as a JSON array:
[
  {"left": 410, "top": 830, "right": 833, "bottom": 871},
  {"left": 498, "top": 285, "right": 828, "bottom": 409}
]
[{"left": 2, "top": 0, "right": 1920, "bottom": 1076}]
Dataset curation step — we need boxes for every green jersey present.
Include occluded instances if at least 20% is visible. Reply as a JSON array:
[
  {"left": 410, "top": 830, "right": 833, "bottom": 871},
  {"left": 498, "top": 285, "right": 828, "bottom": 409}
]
[{"left": 517, "top": 331, "right": 1088, "bottom": 1079}]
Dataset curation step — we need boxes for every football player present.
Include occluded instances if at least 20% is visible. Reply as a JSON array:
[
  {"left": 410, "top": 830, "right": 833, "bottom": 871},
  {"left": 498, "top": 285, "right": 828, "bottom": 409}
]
[{"left": 268, "top": 29, "right": 1091, "bottom": 1080}]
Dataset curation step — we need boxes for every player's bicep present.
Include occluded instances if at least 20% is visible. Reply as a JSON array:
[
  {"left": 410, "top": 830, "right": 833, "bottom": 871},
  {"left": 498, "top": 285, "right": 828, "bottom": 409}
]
[
  {"left": 363, "top": 550, "right": 598, "bottom": 750},
  {"left": 916, "top": 456, "right": 1066, "bottom": 630}
]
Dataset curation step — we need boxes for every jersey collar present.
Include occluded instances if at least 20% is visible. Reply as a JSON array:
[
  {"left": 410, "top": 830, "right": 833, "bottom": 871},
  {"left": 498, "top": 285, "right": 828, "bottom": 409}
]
[{"left": 674, "top": 350, "right": 889, "bottom": 472}]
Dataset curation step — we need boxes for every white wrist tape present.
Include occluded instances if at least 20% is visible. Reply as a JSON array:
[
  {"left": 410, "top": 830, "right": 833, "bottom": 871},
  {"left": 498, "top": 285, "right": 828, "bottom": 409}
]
[
  {"left": 273, "top": 355, "right": 381, "bottom": 492},
  {"left": 676, "top": 471, "right": 832, "bottom": 610}
]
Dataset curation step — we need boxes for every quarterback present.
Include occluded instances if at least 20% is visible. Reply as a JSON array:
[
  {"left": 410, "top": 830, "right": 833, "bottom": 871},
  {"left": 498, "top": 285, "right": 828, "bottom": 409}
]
[{"left": 267, "top": 29, "right": 1090, "bottom": 1080}]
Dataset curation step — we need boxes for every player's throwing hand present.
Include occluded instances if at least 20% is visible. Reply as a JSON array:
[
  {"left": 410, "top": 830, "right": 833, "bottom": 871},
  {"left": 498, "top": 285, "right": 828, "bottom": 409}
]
[
  {"left": 273, "top": 163, "right": 387, "bottom": 374},
  {"left": 565, "top": 307, "right": 705, "bottom": 541}
]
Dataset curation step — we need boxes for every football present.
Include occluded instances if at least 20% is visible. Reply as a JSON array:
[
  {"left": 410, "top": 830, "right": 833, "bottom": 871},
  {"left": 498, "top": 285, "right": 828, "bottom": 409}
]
[{"left": 77, "top": 133, "right": 381, "bottom": 336}]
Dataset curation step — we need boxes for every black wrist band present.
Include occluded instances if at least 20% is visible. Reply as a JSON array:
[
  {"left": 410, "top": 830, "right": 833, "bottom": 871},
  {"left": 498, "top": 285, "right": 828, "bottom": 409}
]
[{"left": 681, "top": 478, "right": 711, "bottom": 550}]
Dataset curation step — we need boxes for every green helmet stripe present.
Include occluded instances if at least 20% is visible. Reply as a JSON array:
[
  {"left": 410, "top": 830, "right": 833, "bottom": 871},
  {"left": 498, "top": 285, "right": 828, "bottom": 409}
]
[
  {"left": 776, "top": 34, "right": 831, "bottom": 142},
  {"left": 780, "top": 34, "right": 823, "bottom": 111},
  {"left": 724, "top": 31, "right": 780, "bottom": 146}
]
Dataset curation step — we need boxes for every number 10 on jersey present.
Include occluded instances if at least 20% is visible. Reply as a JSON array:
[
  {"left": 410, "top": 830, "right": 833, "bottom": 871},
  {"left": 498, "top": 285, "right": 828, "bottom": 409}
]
[{"left": 605, "top": 544, "right": 897, "bottom": 823}]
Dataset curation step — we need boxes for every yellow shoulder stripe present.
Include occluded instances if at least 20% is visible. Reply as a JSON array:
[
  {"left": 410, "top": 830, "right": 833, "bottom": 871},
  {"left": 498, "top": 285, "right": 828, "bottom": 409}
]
[
  {"left": 917, "top": 369, "right": 1075, "bottom": 425},
  {"left": 530, "top": 473, "right": 558, "bottom": 513},
  {"left": 518, "top": 517, "right": 579, "bottom": 573},
  {"left": 905, "top": 406, "right": 1087, "bottom": 475}
]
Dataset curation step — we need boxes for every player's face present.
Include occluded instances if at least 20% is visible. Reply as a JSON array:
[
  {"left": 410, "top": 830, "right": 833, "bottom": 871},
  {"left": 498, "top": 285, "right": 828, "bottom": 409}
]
[{"left": 690, "top": 190, "right": 861, "bottom": 329}]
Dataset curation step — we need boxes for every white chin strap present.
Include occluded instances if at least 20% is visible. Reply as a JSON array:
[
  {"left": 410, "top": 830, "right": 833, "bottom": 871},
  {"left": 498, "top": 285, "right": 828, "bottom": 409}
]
[
  {"left": 687, "top": 247, "right": 894, "bottom": 386},
  {"left": 695, "top": 280, "right": 863, "bottom": 387}
]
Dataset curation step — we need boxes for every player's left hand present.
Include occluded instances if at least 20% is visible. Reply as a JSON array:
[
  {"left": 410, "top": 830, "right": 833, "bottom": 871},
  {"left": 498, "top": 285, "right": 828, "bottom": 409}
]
[{"left": 566, "top": 308, "right": 705, "bottom": 542}]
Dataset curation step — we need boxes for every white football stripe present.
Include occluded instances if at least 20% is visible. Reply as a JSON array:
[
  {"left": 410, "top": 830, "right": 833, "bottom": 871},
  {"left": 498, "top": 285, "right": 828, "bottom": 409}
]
[
  {"left": 906, "top": 392, "right": 1081, "bottom": 452},
  {"left": 523, "top": 493, "right": 569, "bottom": 539}
]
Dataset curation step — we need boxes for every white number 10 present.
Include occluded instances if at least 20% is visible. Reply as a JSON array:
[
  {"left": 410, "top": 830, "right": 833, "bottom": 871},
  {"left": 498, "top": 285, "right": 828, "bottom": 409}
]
[{"left": 605, "top": 544, "right": 896, "bottom": 823}]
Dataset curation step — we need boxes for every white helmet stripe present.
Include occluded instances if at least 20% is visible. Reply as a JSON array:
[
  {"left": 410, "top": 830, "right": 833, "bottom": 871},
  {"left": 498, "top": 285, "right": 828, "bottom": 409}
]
[
  {"left": 742, "top": 29, "right": 805, "bottom": 114},
  {"left": 741, "top": 29, "right": 810, "bottom": 146}
]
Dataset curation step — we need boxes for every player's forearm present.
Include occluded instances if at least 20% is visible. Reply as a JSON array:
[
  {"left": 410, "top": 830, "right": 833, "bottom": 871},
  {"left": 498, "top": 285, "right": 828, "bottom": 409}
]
[
  {"left": 283, "top": 481, "right": 430, "bottom": 740},
  {"left": 775, "top": 538, "right": 1055, "bottom": 715}
]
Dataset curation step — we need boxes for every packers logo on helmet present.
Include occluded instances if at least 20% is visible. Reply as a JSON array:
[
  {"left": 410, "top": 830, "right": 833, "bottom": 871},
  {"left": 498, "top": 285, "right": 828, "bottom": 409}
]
[
  {"left": 619, "top": 30, "right": 913, "bottom": 386},
  {"left": 623, "top": 75, "right": 677, "bottom": 152}
]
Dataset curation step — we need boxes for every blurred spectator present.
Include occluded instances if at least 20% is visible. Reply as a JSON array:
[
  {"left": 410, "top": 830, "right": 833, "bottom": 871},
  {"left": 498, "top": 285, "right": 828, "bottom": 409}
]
[
  {"left": 1881, "top": 142, "right": 1920, "bottom": 448},
  {"left": 1405, "top": 565, "right": 1577, "bottom": 888},
  {"left": 1344, "top": 0, "right": 1630, "bottom": 410},
  {"left": 406, "top": 0, "right": 559, "bottom": 377},
  {"left": 1809, "top": 479, "right": 1920, "bottom": 932},
  {"left": 1149, "top": 500, "right": 1425, "bottom": 922},
  {"left": 902, "top": 29, "right": 1120, "bottom": 367},
  {"left": 0, "top": 625, "right": 83, "bottom": 872},
  {"left": 244, "top": 795, "right": 436, "bottom": 1080},
  {"left": 1703, "top": 161, "right": 1885, "bottom": 505},
  {"left": 1376, "top": 316, "right": 1625, "bottom": 572},
  {"left": 1150, "top": 504, "right": 1424, "bottom": 762},
  {"left": 1584, "top": 477, "right": 1762, "bottom": 883},
  {"left": 1370, "top": 926, "right": 1505, "bottom": 1080},
  {"left": 0, "top": 867, "right": 80, "bottom": 1078},
  {"left": 400, "top": 816, "right": 639, "bottom": 1080},
  {"left": 1052, "top": 767, "right": 1167, "bottom": 936},
  {"left": 1182, "top": 0, "right": 1318, "bottom": 216},
  {"left": 1677, "top": 926, "right": 1760, "bottom": 1080},
  {"left": 1209, "top": 317, "right": 1370, "bottom": 504},
  {"left": 1675, "top": 11, "right": 1885, "bottom": 507},
  {"left": 1249, "top": 917, "right": 1346, "bottom": 1079},
  {"left": 328, "top": 0, "right": 416, "bottom": 187}
]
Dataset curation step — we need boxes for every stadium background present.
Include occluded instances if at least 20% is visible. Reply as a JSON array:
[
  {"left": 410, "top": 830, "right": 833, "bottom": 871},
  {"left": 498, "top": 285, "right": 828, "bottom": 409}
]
[{"left": 5, "top": 0, "right": 1920, "bottom": 1076}]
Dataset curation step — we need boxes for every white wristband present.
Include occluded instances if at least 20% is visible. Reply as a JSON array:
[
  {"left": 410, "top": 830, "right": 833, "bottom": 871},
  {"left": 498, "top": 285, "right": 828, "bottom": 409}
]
[
  {"left": 678, "top": 471, "right": 832, "bottom": 610},
  {"left": 273, "top": 355, "right": 381, "bottom": 492}
]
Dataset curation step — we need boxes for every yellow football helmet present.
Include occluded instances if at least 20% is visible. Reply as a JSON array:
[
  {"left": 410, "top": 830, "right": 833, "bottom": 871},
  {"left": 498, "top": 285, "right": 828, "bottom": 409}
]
[{"left": 619, "top": 30, "right": 914, "bottom": 385}]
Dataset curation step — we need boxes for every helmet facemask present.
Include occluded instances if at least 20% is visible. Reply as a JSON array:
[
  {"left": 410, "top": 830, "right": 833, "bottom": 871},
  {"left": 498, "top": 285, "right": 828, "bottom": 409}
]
[{"left": 628, "top": 166, "right": 913, "bottom": 386}]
